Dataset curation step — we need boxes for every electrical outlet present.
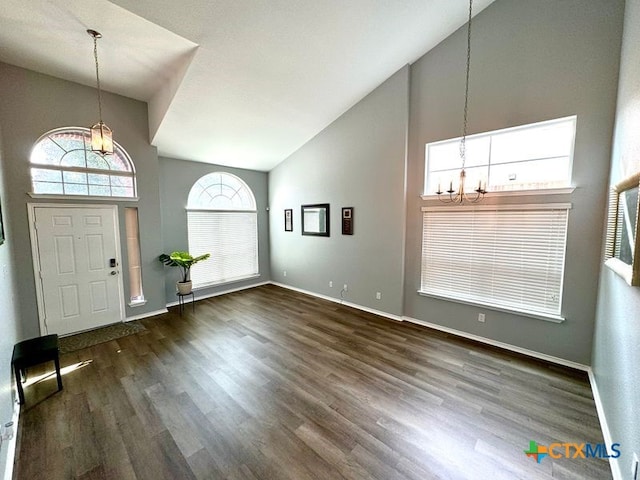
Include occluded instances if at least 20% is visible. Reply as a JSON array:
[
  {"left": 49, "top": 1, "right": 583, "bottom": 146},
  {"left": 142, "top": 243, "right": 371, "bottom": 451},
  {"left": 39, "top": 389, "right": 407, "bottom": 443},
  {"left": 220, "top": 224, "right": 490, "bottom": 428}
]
[
  {"left": 478, "top": 313, "right": 485, "bottom": 323},
  {"left": 343, "top": 284, "right": 348, "bottom": 292},
  {"left": 329, "top": 281, "right": 333, "bottom": 287},
  {"left": 283, "top": 270, "right": 287, "bottom": 277},
  {"left": 632, "top": 453, "right": 639, "bottom": 480},
  {"left": 376, "top": 292, "right": 381, "bottom": 300}
]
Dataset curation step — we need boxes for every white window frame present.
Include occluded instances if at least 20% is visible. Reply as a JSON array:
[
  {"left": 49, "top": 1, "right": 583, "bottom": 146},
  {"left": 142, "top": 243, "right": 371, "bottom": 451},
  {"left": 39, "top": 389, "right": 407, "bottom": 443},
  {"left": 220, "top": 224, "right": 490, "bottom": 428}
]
[
  {"left": 29, "top": 127, "right": 137, "bottom": 199},
  {"left": 125, "top": 207, "right": 145, "bottom": 306},
  {"left": 186, "top": 172, "right": 259, "bottom": 289},
  {"left": 422, "top": 116, "right": 577, "bottom": 199},
  {"left": 419, "top": 203, "right": 571, "bottom": 322}
]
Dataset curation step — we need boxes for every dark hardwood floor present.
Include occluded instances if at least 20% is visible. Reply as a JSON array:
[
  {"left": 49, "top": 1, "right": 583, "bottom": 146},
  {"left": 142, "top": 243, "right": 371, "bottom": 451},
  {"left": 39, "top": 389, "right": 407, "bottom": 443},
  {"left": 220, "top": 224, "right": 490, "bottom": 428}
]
[{"left": 14, "top": 285, "right": 611, "bottom": 479}]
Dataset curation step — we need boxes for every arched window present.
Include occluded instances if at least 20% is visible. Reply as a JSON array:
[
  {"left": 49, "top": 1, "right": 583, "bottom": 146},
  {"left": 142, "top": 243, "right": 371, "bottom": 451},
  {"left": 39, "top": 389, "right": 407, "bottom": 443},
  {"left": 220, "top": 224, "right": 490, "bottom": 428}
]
[
  {"left": 187, "top": 172, "right": 259, "bottom": 287},
  {"left": 30, "top": 127, "right": 137, "bottom": 197}
]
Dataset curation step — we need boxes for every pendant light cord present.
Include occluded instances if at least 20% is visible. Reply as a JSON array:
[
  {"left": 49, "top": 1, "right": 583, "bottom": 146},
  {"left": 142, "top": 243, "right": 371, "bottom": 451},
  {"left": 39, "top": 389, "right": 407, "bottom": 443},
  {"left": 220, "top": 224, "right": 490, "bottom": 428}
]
[
  {"left": 92, "top": 34, "right": 104, "bottom": 123},
  {"left": 459, "top": 0, "right": 473, "bottom": 168}
]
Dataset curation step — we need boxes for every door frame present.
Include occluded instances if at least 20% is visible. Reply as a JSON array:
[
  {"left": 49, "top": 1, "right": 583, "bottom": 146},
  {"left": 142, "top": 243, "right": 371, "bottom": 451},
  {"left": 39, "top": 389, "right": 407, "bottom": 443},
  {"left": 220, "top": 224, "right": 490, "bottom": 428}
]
[{"left": 27, "top": 203, "right": 126, "bottom": 336}]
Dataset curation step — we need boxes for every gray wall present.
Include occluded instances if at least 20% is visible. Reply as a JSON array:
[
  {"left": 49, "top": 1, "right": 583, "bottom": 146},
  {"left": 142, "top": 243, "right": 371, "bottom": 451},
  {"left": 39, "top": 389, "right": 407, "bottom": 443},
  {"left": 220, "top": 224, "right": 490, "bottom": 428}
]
[
  {"left": 0, "top": 121, "right": 20, "bottom": 480},
  {"left": 158, "top": 157, "right": 271, "bottom": 302},
  {"left": 593, "top": 0, "right": 640, "bottom": 476},
  {"left": 0, "top": 62, "right": 166, "bottom": 339},
  {"left": 269, "top": 66, "right": 409, "bottom": 317},
  {"left": 404, "top": 0, "right": 624, "bottom": 365}
]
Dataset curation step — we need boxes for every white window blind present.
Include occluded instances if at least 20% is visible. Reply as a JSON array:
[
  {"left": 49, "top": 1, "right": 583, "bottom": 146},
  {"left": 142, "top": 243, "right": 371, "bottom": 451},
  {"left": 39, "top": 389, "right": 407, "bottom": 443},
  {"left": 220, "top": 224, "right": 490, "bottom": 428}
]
[
  {"left": 187, "top": 210, "right": 258, "bottom": 287},
  {"left": 420, "top": 204, "right": 570, "bottom": 318},
  {"left": 124, "top": 207, "right": 144, "bottom": 304}
]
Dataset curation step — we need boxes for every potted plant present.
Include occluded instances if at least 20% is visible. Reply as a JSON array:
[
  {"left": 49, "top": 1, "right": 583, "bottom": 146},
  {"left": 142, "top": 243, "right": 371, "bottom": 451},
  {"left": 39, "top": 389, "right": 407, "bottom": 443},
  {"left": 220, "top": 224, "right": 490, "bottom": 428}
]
[{"left": 159, "top": 251, "right": 210, "bottom": 294}]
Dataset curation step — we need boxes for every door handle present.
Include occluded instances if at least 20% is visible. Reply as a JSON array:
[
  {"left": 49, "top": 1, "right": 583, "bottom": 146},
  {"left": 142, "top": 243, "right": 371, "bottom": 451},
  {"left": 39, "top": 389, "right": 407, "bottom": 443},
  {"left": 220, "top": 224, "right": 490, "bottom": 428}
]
[{"left": 110, "top": 270, "right": 118, "bottom": 276}]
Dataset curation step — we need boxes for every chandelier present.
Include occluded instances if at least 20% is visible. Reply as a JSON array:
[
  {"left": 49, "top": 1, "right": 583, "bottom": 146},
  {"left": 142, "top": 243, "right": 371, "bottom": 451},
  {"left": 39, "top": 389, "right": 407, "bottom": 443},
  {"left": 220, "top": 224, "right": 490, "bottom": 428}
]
[
  {"left": 436, "top": 0, "right": 486, "bottom": 204},
  {"left": 87, "top": 29, "right": 113, "bottom": 155}
]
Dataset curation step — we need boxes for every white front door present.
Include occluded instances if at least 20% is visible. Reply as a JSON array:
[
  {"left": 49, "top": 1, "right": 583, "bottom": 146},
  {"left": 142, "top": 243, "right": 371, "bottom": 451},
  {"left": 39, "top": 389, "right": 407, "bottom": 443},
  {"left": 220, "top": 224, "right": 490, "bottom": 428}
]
[{"left": 30, "top": 205, "right": 124, "bottom": 336}]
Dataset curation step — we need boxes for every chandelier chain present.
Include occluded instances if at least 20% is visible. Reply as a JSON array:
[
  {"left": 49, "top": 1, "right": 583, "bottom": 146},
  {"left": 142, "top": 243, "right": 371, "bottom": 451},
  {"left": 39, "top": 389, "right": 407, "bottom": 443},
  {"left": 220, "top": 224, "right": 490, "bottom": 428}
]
[
  {"left": 459, "top": 0, "right": 473, "bottom": 168},
  {"left": 92, "top": 35, "right": 104, "bottom": 123}
]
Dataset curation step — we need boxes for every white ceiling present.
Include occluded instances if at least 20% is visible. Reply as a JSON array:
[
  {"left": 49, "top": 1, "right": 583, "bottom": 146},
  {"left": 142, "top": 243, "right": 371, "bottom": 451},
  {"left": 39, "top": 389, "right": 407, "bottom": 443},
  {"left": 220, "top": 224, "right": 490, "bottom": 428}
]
[{"left": 0, "top": 0, "right": 495, "bottom": 171}]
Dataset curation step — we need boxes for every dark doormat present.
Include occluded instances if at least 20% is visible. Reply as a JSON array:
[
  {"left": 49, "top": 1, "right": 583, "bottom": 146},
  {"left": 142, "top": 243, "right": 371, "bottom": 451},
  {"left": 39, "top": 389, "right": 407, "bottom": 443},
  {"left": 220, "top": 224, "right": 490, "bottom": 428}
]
[{"left": 59, "top": 321, "right": 146, "bottom": 353}]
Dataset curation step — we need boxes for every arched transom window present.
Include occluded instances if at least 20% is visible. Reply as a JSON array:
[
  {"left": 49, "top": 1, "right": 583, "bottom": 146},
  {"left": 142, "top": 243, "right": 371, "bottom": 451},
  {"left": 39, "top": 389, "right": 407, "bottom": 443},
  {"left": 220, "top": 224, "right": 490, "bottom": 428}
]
[
  {"left": 30, "top": 127, "right": 137, "bottom": 197},
  {"left": 187, "top": 171, "right": 256, "bottom": 210},
  {"left": 186, "top": 172, "right": 259, "bottom": 287}
]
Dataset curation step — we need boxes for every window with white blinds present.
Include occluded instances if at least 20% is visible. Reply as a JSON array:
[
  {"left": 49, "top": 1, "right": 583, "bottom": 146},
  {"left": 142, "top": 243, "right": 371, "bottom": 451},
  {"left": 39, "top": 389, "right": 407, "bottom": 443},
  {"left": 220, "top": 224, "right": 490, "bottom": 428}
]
[
  {"left": 187, "top": 211, "right": 258, "bottom": 286},
  {"left": 187, "top": 172, "right": 258, "bottom": 288},
  {"left": 420, "top": 204, "right": 570, "bottom": 319}
]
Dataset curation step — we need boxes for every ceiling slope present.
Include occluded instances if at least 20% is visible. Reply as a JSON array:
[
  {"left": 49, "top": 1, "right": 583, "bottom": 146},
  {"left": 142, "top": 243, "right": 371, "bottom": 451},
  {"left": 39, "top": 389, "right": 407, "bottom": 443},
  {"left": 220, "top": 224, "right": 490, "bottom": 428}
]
[{"left": 0, "top": 0, "right": 495, "bottom": 171}]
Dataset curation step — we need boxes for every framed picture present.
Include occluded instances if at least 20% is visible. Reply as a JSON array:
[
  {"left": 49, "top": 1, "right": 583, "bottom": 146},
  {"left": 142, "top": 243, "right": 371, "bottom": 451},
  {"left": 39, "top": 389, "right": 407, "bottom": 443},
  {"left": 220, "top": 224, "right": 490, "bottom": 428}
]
[
  {"left": 0, "top": 197, "right": 4, "bottom": 246},
  {"left": 301, "top": 203, "right": 330, "bottom": 237},
  {"left": 284, "top": 208, "right": 293, "bottom": 232},
  {"left": 342, "top": 207, "right": 354, "bottom": 235}
]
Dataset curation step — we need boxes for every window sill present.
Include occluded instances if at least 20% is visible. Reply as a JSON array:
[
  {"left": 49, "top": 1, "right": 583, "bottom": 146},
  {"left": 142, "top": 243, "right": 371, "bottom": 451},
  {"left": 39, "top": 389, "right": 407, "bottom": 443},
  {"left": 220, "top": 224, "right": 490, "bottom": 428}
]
[
  {"left": 128, "top": 299, "right": 147, "bottom": 307},
  {"left": 604, "top": 257, "right": 635, "bottom": 286},
  {"left": 417, "top": 290, "right": 565, "bottom": 323},
  {"left": 420, "top": 186, "right": 575, "bottom": 201},
  {"left": 28, "top": 192, "right": 139, "bottom": 202}
]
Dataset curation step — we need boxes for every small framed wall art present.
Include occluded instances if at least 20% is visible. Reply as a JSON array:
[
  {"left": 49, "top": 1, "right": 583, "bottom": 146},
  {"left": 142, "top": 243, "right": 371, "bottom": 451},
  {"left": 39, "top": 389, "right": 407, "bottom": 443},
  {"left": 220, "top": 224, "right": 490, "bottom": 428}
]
[
  {"left": 342, "top": 207, "right": 354, "bottom": 235},
  {"left": 284, "top": 209, "right": 293, "bottom": 232}
]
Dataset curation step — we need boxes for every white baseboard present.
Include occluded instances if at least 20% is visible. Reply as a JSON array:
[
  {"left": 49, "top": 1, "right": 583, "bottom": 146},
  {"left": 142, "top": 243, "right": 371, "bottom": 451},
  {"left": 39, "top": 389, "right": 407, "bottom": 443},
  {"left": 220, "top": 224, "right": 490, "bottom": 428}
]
[
  {"left": 269, "top": 282, "right": 588, "bottom": 371},
  {"left": 125, "top": 308, "right": 168, "bottom": 322},
  {"left": 3, "top": 400, "right": 19, "bottom": 480},
  {"left": 588, "top": 369, "right": 622, "bottom": 480},
  {"left": 269, "top": 282, "right": 404, "bottom": 322},
  {"left": 166, "top": 281, "right": 270, "bottom": 307},
  {"left": 403, "top": 315, "right": 589, "bottom": 371}
]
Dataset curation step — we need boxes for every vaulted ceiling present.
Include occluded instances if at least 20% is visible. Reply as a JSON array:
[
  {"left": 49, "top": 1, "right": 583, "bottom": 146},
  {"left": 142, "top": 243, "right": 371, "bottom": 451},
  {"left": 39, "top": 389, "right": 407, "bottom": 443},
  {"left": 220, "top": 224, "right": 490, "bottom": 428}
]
[{"left": 0, "top": 0, "right": 495, "bottom": 171}]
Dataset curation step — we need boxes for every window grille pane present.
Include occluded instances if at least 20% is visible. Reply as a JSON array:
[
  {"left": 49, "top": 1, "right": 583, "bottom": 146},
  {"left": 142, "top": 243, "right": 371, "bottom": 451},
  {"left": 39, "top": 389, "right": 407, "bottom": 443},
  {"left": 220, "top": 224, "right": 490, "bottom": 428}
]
[
  {"left": 89, "top": 185, "right": 111, "bottom": 196},
  {"left": 52, "top": 133, "right": 85, "bottom": 153},
  {"left": 32, "top": 181, "right": 63, "bottom": 194},
  {"left": 490, "top": 156, "right": 571, "bottom": 191},
  {"left": 31, "top": 168, "right": 62, "bottom": 183},
  {"left": 86, "top": 152, "right": 110, "bottom": 170},
  {"left": 428, "top": 136, "right": 490, "bottom": 172},
  {"left": 63, "top": 171, "right": 87, "bottom": 184},
  {"left": 60, "top": 150, "right": 87, "bottom": 168},
  {"left": 88, "top": 173, "right": 110, "bottom": 185},
  {"left": 111, "top": 186, "right": 133, "bottom": 197},
  {"left": 31, "top": 138, "right": 65, "bottom": 165},
  {"left": 110, "top": 175, "right": 133, "bottom": 187},
  {"left": 63, "top": 183, "right": 88, "bottom": 195},
  {"left": 491, "top": 121, "right": 573, "bottom": 164},
  {"left": 421, "top": 206, "right": 569, "bottom": 316}
]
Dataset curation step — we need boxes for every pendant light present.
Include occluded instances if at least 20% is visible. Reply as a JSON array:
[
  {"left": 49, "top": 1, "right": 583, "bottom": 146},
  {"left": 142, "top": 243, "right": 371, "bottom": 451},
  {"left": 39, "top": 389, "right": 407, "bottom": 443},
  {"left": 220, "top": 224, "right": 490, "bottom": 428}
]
[
  {"left": 436, "top": 0, "right": 486, "bottom": 204},
  {"left": 87, "top": 29, "right": 113, "bottom": 155}
]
